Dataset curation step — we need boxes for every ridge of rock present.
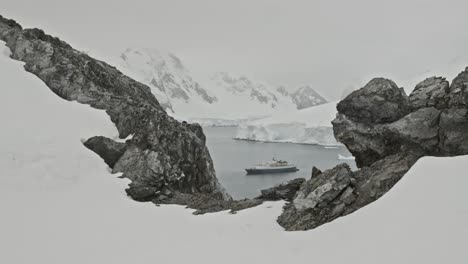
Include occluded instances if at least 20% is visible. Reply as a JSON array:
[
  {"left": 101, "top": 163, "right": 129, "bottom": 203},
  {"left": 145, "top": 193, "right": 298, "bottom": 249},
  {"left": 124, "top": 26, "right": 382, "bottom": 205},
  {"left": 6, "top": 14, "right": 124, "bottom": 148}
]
[{"left": 0, "top": 15, "right": 232, "bottom": 209}]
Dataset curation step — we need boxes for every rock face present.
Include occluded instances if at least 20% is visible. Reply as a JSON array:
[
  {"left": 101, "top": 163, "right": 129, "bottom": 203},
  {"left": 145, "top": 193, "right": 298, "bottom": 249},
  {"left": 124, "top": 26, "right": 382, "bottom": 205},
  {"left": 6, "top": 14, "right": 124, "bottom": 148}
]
[
  {"left": 337, "top": 78, "right": 410, "bottom": 124},
  {"left": 278, "top": 74, "right": 468, "bottom": 231},
  {"left": 409, "top": 77, "right": 449, "bottom": 110},
  {"left": 3, "top": 14, "right": 468, "bottom": 231},
  {"left": 83, "top": 136, "right": 127, "bottom": 168},
  {"left": 256, "top": 178, "right": 306, "bottom": 202},
  {"left": 0, "top": 15, "right": 231, "bottom": 207}
]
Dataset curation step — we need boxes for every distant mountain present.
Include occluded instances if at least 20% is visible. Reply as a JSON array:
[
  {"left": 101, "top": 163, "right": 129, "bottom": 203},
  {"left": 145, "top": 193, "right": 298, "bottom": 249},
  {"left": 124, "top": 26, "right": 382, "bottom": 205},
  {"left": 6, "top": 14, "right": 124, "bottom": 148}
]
[
  {"left": 276, "top": 85, "right": 327, "bottom": 110},
  {"left": 119, "top": 48, "right": 216, "bottom": 112},
  {"left": 118, "top": 48, "right": 327, "bottom": 123},
  {"left": 206, "top": 72, "right": 293, "bottom": 110},
  {"left": 290, "top": 86, "right": 328, "bottom": 110}
]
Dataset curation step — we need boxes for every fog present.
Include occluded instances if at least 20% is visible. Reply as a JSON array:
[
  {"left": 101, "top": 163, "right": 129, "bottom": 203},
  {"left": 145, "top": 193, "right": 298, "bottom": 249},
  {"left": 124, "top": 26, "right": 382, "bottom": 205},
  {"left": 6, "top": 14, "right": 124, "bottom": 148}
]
[{"left": 3, "top": 0, "right": 468, "bottom": 99}]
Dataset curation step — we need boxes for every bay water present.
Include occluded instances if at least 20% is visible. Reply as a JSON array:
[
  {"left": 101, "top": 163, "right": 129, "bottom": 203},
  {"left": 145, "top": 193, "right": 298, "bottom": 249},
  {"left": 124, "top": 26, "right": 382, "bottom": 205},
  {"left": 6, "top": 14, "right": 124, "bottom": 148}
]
[{"left": 204, "top": 127, "right": 356, "bottom": 199}]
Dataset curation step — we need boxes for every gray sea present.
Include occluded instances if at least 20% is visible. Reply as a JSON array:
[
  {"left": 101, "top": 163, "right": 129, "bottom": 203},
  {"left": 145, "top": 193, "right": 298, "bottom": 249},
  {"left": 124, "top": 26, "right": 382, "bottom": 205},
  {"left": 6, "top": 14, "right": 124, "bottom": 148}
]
[{"left": 204, "top": 127, "right": 357, "bottom": 199}]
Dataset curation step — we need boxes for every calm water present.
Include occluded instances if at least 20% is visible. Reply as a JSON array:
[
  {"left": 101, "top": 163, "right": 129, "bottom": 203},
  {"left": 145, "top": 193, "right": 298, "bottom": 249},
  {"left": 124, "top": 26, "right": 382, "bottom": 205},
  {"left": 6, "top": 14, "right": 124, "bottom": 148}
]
[{"left": 204, "top": 127, "right": 356, "bottom": 199}]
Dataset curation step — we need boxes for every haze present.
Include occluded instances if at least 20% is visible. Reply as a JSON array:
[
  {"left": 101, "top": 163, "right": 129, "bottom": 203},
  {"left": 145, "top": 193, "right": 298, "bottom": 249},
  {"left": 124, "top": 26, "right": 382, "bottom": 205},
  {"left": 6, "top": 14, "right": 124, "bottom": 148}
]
[{"left": 3, "top": 0, "right": 468, "bottom": 99}]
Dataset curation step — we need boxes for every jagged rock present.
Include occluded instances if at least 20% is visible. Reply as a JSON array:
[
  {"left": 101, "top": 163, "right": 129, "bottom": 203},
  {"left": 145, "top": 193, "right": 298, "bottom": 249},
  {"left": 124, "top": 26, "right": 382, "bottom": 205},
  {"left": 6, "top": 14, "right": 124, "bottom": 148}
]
[
  {"left": 278, "top": 153, "right": 421, "bottom": 231},
  {"left": 152, "top": 193, "right": 262, "bottom": 215},
  {"left": 4, "top": 14, "right": 468, "bottom": 232},
  {"left": 256, "top": 178, "right": 306, "bottom": 202},
  {"left": 409, "top": 77, "right": 449, "bottom": 110},
  {"left": 278, "top": 164, "right": 355, "bottom": 230},
  {"left": 334, "top": 99, "right": 440, "bottom": 167},
  {"left": 333, "top": 113, "right": 398, "bottom": 167},
  {"left": 439, "top": 108, "right": 468, "bottom": 154},
  {"left": 0, "top": 15, "right": 232, "bottom": 210},
  {"left": 337, "top": 78, "right": 410, "bottom": 124},
  {"left": 280, "top": 73, "right": 468, "bottom": 231},
  {"left": 83, "top": 136, "right": 127, "bottom": 168},
  {"left": 448, "top": 67, "right": 468, "bottom": 107},
  {"left": 311, "top": 166, "right": 322, "bottom": 178},
  {"left": 125, "top": 185, "right": 160, "bottom": 202}
]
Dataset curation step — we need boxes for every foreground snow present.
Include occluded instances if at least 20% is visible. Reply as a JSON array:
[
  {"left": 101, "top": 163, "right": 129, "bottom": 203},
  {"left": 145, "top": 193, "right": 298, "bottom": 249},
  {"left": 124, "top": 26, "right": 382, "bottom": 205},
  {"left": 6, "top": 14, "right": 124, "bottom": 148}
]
[
  {"left": 1, "top": 43, "right": 467, "bottom": 263},
  {"left": 235, "top": 102, "right": 339, "bottom": 146}
]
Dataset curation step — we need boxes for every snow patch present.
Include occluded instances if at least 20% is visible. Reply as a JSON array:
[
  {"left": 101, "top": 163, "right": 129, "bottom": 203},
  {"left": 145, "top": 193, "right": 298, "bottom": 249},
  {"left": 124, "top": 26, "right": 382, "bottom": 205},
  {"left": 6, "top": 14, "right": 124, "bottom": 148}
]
[{"left": 338, "top": 154, "right": 355, "bottom": 160}]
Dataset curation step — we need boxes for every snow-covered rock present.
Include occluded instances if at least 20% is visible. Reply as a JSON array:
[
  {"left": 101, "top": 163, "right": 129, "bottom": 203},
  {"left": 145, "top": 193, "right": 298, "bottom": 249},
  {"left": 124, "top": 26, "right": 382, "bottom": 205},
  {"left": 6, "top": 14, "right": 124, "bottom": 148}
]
[
  {"left": 279, "top": 72, "right": 468, "bottom": 230},
  {"left": 235, "top": 102, "right": 339, "bottom": 146}
]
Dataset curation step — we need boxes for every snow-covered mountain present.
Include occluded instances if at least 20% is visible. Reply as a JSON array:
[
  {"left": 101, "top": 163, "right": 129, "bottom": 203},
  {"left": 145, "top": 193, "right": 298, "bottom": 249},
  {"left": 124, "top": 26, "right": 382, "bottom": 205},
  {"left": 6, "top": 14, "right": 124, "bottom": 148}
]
[
  {"left": 119, "top": 48, "right": 217, "bottom": 112},
  {"left": 201, "top": 72, "right": 297, "bottom": 118},
  {"left": 117, "top": 48, "right": 327, "bottom": 124},
  {"left": 287, "top": 85, "right": 327, "bottom": 110},
  {"left": 235, "top": 102, "right": 339, "bottom": 146}
]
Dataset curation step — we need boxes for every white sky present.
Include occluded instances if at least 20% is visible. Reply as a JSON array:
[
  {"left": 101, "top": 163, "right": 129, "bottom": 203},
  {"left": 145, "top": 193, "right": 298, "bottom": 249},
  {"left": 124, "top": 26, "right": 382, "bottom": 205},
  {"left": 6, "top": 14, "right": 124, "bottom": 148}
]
[{"left": 3, "top": 0, "right": 468, "bottom": 99}]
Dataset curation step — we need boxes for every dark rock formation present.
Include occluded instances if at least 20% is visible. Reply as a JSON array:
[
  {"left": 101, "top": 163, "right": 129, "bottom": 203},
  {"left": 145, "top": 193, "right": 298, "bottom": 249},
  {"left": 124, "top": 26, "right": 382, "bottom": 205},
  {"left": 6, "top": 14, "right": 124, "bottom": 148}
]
[
  {"left": 0, "top": 15, "right": 231, "bottom": 209},
  {"left": 337, "top": 78, "right": 410, "bottom": 124},
  {"left": 409, "top": 77, "right": 449, "bottom": 110},
  {"left": 311, "top": 166, "right": 322, "bottom": 179},
  {"left": 3, "top": 15, "right": 468, "bottom": 231},
  {"left": 256, "top": 178, "right": 306, "bottom": 202},
  {"left": 448, "top": 67, "right": 468, "bottom": 107},
  {"left": 279, "top": 73, "right": 468, "bottom": 231},
  {"left": 152, "top": 192, "right": 263, "bottom": 215},
  {"left": 83, "top": 136, "right": 127, "bottom": 168}
]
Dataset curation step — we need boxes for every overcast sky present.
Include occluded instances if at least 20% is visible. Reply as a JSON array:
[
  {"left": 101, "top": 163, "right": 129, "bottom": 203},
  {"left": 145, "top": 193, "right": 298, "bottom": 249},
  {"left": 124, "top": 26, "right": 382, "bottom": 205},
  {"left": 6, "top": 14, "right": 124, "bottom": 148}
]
[{"left": 3, "top": 0, "right": 468, "bottom": 99}]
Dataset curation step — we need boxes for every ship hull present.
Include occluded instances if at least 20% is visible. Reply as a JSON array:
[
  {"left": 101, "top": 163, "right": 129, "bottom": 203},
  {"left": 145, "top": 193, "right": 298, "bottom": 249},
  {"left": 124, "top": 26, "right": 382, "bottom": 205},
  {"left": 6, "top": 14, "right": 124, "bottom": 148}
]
[{"left": 245, "top": 167, "right": 299, "bottom": 175}]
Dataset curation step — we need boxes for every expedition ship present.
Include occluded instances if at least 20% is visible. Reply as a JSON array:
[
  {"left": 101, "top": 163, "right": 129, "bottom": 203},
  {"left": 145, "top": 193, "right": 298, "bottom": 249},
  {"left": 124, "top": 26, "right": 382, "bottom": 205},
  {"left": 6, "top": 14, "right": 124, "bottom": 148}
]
[{"left": 245, "top": 159, "right": 299, "bottom": 175}]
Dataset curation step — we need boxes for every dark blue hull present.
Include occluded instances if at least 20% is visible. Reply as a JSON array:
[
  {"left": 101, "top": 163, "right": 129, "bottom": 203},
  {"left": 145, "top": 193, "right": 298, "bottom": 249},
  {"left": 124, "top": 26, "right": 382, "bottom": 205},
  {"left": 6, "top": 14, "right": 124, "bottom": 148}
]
[{"left": 245, "top": 167, "right": 299, "bottom": 175}]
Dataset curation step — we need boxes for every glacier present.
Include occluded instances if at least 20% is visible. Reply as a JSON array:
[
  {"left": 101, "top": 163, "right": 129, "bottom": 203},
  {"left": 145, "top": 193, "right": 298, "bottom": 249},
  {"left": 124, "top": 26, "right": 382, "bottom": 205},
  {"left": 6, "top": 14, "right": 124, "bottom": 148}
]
[{"left": 235, "top": 102, "right": 340, "bottom": 146}]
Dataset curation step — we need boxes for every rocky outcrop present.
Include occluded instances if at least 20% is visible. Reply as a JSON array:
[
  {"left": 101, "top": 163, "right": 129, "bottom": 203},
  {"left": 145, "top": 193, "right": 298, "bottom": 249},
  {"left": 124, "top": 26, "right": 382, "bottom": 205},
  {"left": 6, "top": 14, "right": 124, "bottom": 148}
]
[
  {"left": 409, "top": 77, "right": 449, "bottom": 110},
  {"left": 0, "top": 15, "right": 232, "bottom": 208},
  {"left": 3, "top": 15, "right": 468, "bottom": 231},
  {"left": 311, "top": 166, "right": 322, "bottom": 178},
  {"left": 256, "top": 178, "right": 306, "bottom": 202},
  {"left": 83, "top": 136, "right": 127, "bottom": 168},
  {"left": 337, "top": 78, "right": 410, "bottom": 124},
  {"left": 448, "top": 67, "right": 468, "bottom": 107},
  {"left": 278, "top": 73, "right": 468, "bottom": 231}
]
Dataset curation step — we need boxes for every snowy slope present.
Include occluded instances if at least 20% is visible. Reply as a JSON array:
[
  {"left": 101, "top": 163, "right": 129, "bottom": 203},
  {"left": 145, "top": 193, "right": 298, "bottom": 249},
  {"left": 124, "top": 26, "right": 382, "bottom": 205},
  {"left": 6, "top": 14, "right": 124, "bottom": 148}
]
[
  {"left": 2, "top": 42, "right": 467, "bottom": 264},
  {"left": 236, "top": 102, "right": 339, "bottom": 146}
]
